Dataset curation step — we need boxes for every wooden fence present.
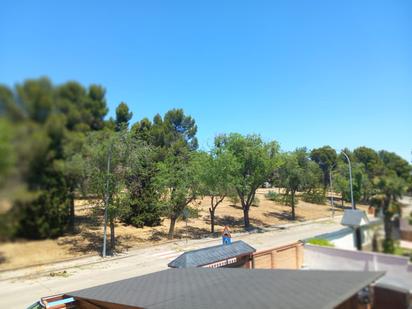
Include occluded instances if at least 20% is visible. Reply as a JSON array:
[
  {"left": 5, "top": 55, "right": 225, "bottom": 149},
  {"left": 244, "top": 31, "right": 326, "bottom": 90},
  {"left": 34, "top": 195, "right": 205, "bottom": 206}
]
[{"left": 251, "top": 242, "right": 303, "bottom": 269}]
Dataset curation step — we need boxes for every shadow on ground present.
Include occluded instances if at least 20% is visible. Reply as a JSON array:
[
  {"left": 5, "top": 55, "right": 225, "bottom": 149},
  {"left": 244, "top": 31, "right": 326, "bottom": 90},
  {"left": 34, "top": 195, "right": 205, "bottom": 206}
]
[
  {"left": 0, "top": 252, "right": 6, "bottom": 265},
  {"left": 263, "top": 210, "right": 305, "bottom": 222},
  {"left": 58, "top": 208, "right": 146, "bottom": 255}
]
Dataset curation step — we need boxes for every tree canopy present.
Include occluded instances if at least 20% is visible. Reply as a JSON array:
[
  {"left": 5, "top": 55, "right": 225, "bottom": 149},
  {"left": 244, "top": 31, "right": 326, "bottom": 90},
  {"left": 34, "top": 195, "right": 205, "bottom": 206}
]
[{"left": 0, "top": 77, "right": 411, "bottom": 251}]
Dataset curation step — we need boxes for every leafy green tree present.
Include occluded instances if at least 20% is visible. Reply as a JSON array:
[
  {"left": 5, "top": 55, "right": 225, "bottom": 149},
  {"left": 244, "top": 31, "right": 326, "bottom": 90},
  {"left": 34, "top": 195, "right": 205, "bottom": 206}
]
[
  {"left": 0, "top": 78, "right": 109, "bottom": 239},
  {"left": 310, "top": 146, "right": 337, "bottom": 189},
  {"left": 353, "top": 147, "right": 383, "bottom": 179},
  {"left": 155, "top": 149, "right": 201, "bottom": 239},
  {"left": 198, "top": 149, "right": 237, "bottom": 233},
  {"left": 370, "top": 152, "right": 411, "bottom": 251},
  {"left": 372, "top": 173, "right": 407, "bottom": 253},
  {"left": 84, "top": 129, "right": 132, "bottom": 253},
  {"left": 134, "top": 109, "right": 198, "bottom": 155},
  {"left": 131, "top": 117, "right": 153, "bottom": 143},
  {"left": 379, "top": 150, "right": 411, "bottom": 182},
  {"left": 54, "top": 131, "right": 87, "bottom": 231},
  {"left": 126, "top": 108, "right": 199, "bottom": 230},
  {"left": 278, "top": 148, "right": 322, "bottom": 220},
  {"left": 122, "top": 141, "right": 162, "bottom": 228},
  {"left": 0, "top": 119, "right": 15, "bottom": 185},
  {"left": 333, "top": 162, "right": 350, "bottom": 207},
  {"left": 215, "top": 133, "right": 280, "bottom": 229},
  {"left": 115, "top": 102, "right": 133, "bottom": 131}
]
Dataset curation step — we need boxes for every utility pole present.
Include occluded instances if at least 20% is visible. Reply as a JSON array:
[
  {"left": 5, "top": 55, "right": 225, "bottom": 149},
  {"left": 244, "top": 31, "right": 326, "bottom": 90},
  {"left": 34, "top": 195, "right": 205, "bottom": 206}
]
[{"left": 102, "top": 144, "right": 112, "bottom": 258}]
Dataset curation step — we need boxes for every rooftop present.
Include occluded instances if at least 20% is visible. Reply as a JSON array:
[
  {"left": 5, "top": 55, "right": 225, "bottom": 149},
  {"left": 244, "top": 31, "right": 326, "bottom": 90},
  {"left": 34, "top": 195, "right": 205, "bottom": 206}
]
[
  {"left": 67, "top": 268, "right": 384, "bottom": 309},
  {"left": 168, "top": 240, "right": 255, "bottom": 268}
]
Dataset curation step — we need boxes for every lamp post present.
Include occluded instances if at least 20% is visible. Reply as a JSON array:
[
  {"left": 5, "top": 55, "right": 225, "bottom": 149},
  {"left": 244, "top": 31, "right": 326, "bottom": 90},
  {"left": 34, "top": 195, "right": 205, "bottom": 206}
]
[
  {"left": 329, "top": 166, "right": 335, "bottom": 218},
  {"left": 341, "top": 151, "right": 355, "bottom": 210},
  {"left": 341, "top": 150, "right": 362, "bottom": 250},
  {"left": 102, "top": 144, "right": 112, "bottom": 258}
]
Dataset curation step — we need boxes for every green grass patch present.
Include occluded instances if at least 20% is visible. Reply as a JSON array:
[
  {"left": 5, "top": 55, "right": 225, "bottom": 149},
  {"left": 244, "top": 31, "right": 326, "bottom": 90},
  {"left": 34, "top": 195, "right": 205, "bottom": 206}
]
[
  {"left": 393, "top": 246, "right": 412, "bottom": 262},
  {"left": 306, "top": 238, "right": 334, "bottom": 247}
]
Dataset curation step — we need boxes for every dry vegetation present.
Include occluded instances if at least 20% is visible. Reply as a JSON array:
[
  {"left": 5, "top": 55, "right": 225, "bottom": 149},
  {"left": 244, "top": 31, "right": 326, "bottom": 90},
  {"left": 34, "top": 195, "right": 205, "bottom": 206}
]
[{"left": 0, "top": 189, "right": 368, "bottom": 271}]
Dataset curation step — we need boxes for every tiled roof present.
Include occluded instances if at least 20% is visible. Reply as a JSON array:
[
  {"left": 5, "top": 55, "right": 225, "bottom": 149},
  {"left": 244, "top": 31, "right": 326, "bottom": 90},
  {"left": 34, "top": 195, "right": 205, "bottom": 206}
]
[
  {"left": 168, "top": 240, "right": 255, "bottom": 268},
  {"left": 67, "top": 268, "right": 384, "bottom": 309}
]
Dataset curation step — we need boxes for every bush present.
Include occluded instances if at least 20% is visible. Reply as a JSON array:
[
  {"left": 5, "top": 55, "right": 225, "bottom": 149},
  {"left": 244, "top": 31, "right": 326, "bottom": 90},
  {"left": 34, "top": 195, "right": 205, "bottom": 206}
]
[
  {"left": 183, "top": 206, "right": 200, "bottom": 219},
  {"left": 383, "top": 239, "right": 395, "bottom": 254},
  {"left": 307, "top": 238, "right": 334, "bottom": 247},
  {"left": 301, "top": 189, "right": 326, "bottom": 204},
  {"left": 252, "top": 196, "right": 260, "bottom": 206},
  {"left": 228, "top": 194, "right": 240, "bottom": 205},
  {"left": 265, "top": 190, "right": 292, "bottom": 205},
  {"left": 265, "top": 190, "right": 279, "bottom": 201}
]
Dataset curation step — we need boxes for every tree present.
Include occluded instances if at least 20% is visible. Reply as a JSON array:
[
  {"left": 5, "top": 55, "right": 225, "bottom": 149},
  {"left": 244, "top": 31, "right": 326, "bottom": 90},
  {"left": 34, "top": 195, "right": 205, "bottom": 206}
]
[
  {"left": 115, "top": 102, "right": 133, "bottom": 131},
  {"left": 370, "top": 152, "right": 411, "bottom": 252},
  {"left": 215, "top": 133, "right": 280, "bottom": 229},
  {"left": 378, "top": 150, "right": 412, "bottom": 182},
  {"left": 127, "top": 108, "right": 199, "bottom": 230},
  {"left": 54, "top": 131, "right": 87, "bottom": 231},
  {"left": 198, "top": 149, "right": 237, "bottom": 233},
  {"left": 122, "top": 140, "right": 162, "bottom": 228},
  {"left": 0, "top": 119, "right": 15, "bottom": 185},
  {"left": 84, "top": 129, "right": 133, "bottom": 253},
  {"left": 310, "top": 146, "right": 337, "bottom": 189},
  {"left": 278, "top": 148, "right": 322, "bottom": 220},
  {"left": 135, "top": 109, "right": 198, "bottom": 155},
  {"left": 155, "top": 149, "right": 201, "bottom": 239},
  {"left": 353, "top": 147, "right": 383, "bottom": 179},
  {"left": 372, "top": 172, "right": 407, "bottom": 253},
  {"left": 0, "top": 78, "right": 110, "bottom": 239}
]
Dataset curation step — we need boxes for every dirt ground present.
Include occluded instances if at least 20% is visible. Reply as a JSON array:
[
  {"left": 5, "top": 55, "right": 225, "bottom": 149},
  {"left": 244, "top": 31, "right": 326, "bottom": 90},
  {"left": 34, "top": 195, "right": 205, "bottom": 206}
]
[{"left": 0, "top": 189, "right": 368, "bottom": 271}]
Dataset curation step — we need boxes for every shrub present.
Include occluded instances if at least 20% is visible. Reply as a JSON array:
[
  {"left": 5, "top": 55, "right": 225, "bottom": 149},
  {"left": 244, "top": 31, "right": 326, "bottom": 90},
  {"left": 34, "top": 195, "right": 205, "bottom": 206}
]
[
  {"left": 265, "top": 190, "right": 278, "bottom": 201},
  {"left": 307, "top": 238, "right": 334, "bottom": 247},
  {"left": 228, "top": 194, "right": 240, "bottom": 205},
  {"left": 265, "top": 190, "right": 292, "bottom": 205},
  {"left": 252, "top": 196, "right": 260, "bottom": 206},
  {"left": 383, "top": 239, "right": 395, "bottom": 254},
  {"left": 301, "top": 189, "right": 326, "bottom": 204}
]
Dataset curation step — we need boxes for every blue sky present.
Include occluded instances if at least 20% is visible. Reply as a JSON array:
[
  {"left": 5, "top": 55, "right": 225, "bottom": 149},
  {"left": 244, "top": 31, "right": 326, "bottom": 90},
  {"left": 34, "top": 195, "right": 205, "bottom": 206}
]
[{"left": 1, "top": 1, "right": 411, "bottom": 160}]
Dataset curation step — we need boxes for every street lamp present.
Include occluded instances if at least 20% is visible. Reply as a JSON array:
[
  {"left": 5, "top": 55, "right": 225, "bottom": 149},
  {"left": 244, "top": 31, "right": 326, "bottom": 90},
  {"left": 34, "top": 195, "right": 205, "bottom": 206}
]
[
  {"left": 341, "top": 151, "right": 355, "bottom": 210},
  {"left": 341, "top": 150, "right": 363, "bottom": 250},
  {"left": 102, "top": 143, "right": 112, "bottom": 258}
]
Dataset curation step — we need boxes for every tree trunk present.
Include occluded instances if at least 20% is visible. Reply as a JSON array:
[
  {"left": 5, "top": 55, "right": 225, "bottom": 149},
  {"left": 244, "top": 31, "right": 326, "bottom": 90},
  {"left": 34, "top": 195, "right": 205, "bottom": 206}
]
[
  {"left": 209, "top": 208, "right": 215, "bottom": 234},
  {"left": 383, "top": 196, "right": 392, "bottom": 240},
  {"left": 243, "top": 206, "right": 250, "bottom": 229},
  {"left": 291, "top": 191, "right": 296, "bottom": 220},
  {"left": 383, "top": 212, "right": 392, "bottom": 241},
  {"left": 168, "top": 216, "right": 177, "bottom": 239},
  {"left": 68, "top": 191, "right": 75, "bottom": 232},
  {"left": 110, "top": 219, "right": 115, "bottom": 254}
]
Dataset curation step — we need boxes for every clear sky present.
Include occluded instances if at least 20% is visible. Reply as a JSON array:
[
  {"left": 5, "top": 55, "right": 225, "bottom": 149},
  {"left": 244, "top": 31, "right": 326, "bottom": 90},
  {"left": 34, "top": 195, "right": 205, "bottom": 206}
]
[{"left": 1, "top": 1, "right": 411, "bottom": 160}]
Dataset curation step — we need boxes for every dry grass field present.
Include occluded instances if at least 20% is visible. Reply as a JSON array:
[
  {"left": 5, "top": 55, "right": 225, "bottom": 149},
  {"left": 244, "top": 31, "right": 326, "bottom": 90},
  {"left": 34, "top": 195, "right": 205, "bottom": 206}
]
[{"left": 0, "top": 188, "right": 368, "bottom": 270}]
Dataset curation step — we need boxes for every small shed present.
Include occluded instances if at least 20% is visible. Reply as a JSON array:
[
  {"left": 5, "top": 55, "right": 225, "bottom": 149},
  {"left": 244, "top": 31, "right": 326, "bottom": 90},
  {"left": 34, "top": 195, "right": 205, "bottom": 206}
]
[{"left": 168, "top": 240, "right": 255, "bottom": 268}]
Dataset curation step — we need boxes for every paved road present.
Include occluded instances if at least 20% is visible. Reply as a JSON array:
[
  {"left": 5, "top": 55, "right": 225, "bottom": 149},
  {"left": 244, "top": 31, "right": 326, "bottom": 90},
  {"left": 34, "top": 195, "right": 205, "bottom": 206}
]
[{"left": 1, "top": 217, "right": 346, "bottom": 308}]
